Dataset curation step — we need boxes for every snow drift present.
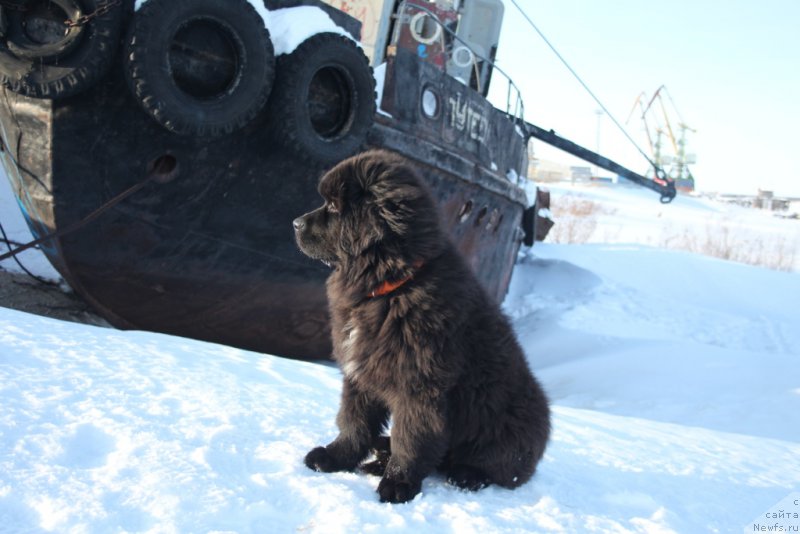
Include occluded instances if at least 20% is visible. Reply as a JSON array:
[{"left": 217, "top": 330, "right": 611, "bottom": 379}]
[{"left": 2, "top": 173, "right": 800, "bottom": 531}]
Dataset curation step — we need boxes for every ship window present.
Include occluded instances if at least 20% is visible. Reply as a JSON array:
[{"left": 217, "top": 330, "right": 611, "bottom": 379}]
[
  {"left": 421, "top": 87, "right": 439, "bottom": 119},
  {"left": 451, "top": 46, "right": 474, "bottom": 69},
  {"left": 474, "top": 206, "right": 488, "bottom": 227},
  {"left": 458, "top": 200, "right": 473, "bottom": 223},
  {"left": 494, "top": 214, "right": 504, "bottom": 234},
  {"left": 486, "top": 208, "right": 499, "bottom": 231}
]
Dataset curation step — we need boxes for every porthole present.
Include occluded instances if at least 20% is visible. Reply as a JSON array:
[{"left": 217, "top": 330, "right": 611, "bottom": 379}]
[
  {"left": 493, "top": 214, "right": 504, "bottom": 234},
  {"left": 458, "top": 200, "right": 473, "bottom": 223},
  {"left": 486, "top": 208, "right": 499, "bottom": 231},
  {"left": 451, "top": 46, "right": 474, "bottom": 68},
  {"left": 474, "top": 206, "right": 488, "bottom": 227},
  {"left": 421, "top": 86, "right": 439, "bottom": 119}
]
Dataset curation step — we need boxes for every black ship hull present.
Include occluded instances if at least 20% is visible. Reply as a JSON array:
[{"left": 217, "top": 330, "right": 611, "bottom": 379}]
[{"left": 0, "top": 42, "right": 529, "bottom": 359}]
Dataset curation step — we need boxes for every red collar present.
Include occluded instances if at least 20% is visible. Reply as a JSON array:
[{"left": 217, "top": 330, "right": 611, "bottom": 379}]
[{"left": 368, "top": 260, "right": 424, "bottom": 298}]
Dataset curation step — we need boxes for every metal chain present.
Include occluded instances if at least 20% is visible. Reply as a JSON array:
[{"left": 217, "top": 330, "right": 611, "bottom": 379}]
[{"left": 65, "top": 0, "right": 120, "bottom": 28}]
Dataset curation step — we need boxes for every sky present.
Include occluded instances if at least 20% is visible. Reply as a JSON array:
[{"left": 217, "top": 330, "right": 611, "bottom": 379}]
[{"left": 487, "top": 0, "right": 800, "bottom": 197}]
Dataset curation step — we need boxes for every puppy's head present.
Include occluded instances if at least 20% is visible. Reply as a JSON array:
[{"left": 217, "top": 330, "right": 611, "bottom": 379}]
[{"left": 293, "top": 150, "right": 443, "bottom": 269}]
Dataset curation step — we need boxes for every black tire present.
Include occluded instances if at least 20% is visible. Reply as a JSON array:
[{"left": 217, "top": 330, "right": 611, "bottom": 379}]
[
  {"left": 0, "top": 0, "right": 128, "bottom": 99},
  {"left": 267, "top": 32, "right": 376, "bottom": 165},
  {"left": 124, "top": 0, "right": 275, "bottom": 137},
  {"left": 6, "top": 0, "right": 83, "bottom": 60}
]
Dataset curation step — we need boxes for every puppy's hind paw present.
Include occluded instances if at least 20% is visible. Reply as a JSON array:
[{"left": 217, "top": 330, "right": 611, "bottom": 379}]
[
  {"left": 359, "top": 459, "right": 387, "bottom": 476},
  {"left": 445, "top": 464, "right": 491, "bottom": 492},
  {"left": 360, "top": 438, "right": 391, "bottom": 476},
  {"left": 304, "top": 446, "right": 339, "bottom": 473}
]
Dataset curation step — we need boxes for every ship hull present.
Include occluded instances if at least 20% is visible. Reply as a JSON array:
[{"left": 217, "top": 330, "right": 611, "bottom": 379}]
[{"left": 0, "top": 49, "right": 528, "bottom": 360}]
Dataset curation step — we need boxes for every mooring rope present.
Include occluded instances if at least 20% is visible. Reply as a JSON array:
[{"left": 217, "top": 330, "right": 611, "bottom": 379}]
[
  {"left": 0, "top": 218, "right": 58, "bottom": 286},
  {"left": 0, "top": 157, "right": 176, "bottom": 264},
  {"left": 507, "top": 0, "right": 662, "bottom": 173}
]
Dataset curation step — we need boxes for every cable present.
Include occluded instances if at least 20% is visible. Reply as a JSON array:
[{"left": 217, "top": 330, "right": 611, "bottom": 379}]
[
  {"left": 507, "top": 0, "right": 659, "bottom": 169},
  {"left": 662, "top": 85, "right": 688, "bottom": 127},
  {"left": 0, "top": 218, "right": 58, "bottom": 286}
]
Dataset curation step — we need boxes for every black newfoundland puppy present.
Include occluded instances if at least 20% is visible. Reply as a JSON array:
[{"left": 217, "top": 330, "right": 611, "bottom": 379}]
[{"left": 293, "top": 150, "right": 550, "bottom": 503}]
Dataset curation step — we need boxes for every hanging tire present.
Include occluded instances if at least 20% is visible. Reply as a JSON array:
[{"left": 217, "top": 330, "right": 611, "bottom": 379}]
[
  {"left": 0, "top": 0, "right": 128, "bottom": 99},
  {"left": 124, "top": 0, "right": 275, "bottom": 137},
  {"left": 267, "top": 32, "right": 376, "bottom": 165}
]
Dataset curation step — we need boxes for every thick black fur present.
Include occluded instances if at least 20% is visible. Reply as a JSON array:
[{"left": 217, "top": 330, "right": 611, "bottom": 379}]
[{"left": 293, "top": 150, "right": 550, "bottom": 503}]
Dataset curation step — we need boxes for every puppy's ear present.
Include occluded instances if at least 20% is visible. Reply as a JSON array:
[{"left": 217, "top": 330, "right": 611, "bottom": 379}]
[
  {"left": 319, "top": 168, "right": 347, "bottom": 212},
  {"left": 372, "top": 163, "right": 445, "bottom": 259},
  {"left": 374, "top": 184, "right": 420, "bottom": 234}
]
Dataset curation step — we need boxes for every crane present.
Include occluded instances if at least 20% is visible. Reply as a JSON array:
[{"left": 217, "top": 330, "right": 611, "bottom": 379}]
[{"left": 633, "top": 85, "right": 697, "bottom": 191}]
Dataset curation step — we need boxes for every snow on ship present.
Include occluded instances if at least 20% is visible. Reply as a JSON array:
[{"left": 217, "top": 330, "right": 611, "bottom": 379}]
[{"left": 0, "top": 0, "right": 673, "bottom": 359}]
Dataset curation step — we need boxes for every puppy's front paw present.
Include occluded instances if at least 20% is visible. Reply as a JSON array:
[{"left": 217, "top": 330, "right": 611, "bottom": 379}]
[
  {"left": 304, "top": 446, "right": 340, "bottom": 473},
  {"left": 377, "top": 473, "right": 421, "bottom": 503}
]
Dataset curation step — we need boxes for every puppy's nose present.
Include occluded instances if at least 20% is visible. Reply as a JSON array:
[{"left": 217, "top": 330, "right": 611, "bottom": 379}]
[{"left": 293, "top": 217, "right": 306, "bottom": 231}]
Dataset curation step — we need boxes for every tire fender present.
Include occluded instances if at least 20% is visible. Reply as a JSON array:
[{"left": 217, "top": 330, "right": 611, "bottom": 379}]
[
  {"left": 6, "top": 0, "right": 84, "bottom": 61},
  {"left": 267, "top": 32, "right": 376, "bottom": 166},
  {"left": 124, "top": 0, "right": 275, "bottom": 137},
  {"left": 0, "top": 0, "right": 129, "bottom": 99}
]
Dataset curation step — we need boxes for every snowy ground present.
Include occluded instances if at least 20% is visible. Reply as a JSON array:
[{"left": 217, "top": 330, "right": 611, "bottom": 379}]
[
  {"left": 541, "top": 181, "right": 800, "bottom": 272},
  {"left": 2, "top": 177, "right": 799, "bottom": 533}
]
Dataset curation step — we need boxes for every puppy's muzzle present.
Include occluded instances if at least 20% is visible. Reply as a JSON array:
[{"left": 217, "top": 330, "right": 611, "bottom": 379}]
[{"left": 293, "top": 217, "right": 306, "bottom": 232}]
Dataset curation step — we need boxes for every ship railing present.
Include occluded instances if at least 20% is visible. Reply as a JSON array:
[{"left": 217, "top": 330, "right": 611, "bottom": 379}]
[
  {"left": 397, "top": 2, "right": 529, "bottom": 134},
  {"left": 392, "top": 2, "right": 677, "bottom": 202}
]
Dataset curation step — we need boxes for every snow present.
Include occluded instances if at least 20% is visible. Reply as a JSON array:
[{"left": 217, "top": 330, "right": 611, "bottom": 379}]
[
  {"left": 538, "top": 181, "right": 800, "bottom": 272},
  {"left": 2, "top": 305, "right": 798, "bottom": 533},
  {"left": 2, "top": 176, "right": 800, "bottom": 531},
  {"left": 374, "top": 62, "right": 391, "bottom": 117},
  {"left": 261, "top": 6, "right": 353, "bottom": 56}
]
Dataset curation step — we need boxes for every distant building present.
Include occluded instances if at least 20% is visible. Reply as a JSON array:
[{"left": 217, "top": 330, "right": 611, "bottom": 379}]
[
  {"left": 570, "top": 166, "right": 592, "bottom": 182},
  {"left": 530, "top": 159, "right": 570, "bottom": 183},
  {"left": 716, "top": 191, "right": 800, "bottom": 213},
  {"left": 753, "top": 189, "right": 775, "bottom": 210}
]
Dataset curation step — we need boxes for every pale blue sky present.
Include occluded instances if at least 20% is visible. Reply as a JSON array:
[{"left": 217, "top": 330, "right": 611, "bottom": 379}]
[{"left": 489, "top": 0, "right": 800, "bottom": 196}]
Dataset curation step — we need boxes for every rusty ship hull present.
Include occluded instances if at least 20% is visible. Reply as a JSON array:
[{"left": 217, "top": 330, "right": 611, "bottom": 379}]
[{"left": 0, "top": 43, "right": 529, "bottom": 359}]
